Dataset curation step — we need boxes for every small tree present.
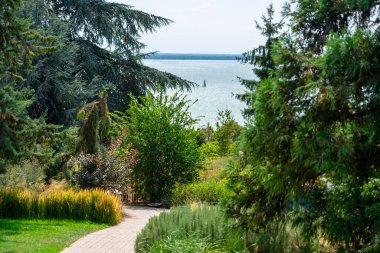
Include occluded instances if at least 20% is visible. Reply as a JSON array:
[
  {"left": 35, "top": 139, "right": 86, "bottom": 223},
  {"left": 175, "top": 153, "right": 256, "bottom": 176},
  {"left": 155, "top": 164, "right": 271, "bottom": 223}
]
[
  {"left": 214, "top": 110, "right": 242, "bottom": 156},
  {"left": 113, "top": 91, "right": 202, "bottom": 202}
]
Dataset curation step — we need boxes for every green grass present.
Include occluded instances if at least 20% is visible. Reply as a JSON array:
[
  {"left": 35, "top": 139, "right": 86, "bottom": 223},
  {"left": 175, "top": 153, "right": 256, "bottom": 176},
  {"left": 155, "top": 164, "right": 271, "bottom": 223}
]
[
  {"left": 0, "top": 219, "right": 108, "bottom": 253},
  {"left": 171, "top": 180, "right": 231, "bottom": 206},
  {"left": 136, "top": 204, "right": 248, "bottom": 252}
]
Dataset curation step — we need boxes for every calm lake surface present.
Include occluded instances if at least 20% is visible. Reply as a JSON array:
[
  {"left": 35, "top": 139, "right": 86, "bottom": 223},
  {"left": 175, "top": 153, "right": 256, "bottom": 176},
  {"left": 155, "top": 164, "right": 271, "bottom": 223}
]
[{"left": 144, "top": 60, "right": 253, "bottom": 127}]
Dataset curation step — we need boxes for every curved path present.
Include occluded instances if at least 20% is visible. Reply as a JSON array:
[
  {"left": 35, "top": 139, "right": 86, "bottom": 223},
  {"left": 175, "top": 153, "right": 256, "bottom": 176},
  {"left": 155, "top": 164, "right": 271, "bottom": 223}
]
[{"left": 61, "top": 206, "right": 164, "bottom": 253}]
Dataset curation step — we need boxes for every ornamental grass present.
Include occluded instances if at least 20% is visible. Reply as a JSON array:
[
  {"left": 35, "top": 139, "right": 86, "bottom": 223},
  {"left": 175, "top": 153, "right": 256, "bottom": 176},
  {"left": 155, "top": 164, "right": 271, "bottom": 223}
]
[{"left": 0, "top": 189, "right": 122, "bottom": 225}]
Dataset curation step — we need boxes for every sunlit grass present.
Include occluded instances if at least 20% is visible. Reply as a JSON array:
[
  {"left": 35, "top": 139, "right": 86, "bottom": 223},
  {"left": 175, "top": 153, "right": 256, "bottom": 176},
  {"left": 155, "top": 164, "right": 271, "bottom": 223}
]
[
  {"left": 136, "top": 203, "right": 248, "bottom": 252},
  {"left": 0, "top": 189, "right": 123, "bottom": 224},
  {"left": 0, "top": 219, "right": 108, "bottom": 253}
]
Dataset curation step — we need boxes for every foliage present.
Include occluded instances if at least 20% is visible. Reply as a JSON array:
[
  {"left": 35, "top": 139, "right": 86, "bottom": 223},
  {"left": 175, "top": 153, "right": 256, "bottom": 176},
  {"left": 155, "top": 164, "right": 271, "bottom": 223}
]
[
  {"left": 196, "top": 124, "right": 214, "bottom": 145},
  {"left": 135, "top": 204, "right": 248, "bottom": 253},
  {"left": 0, "top": 84, "right": 61, "bottom": 174},
  {"left": 227, "top": 0, "right": 380, "bottom": 251},
  {"left": 0, "top": 0, "right": 57, "bottom": 171},
  {"left": 171, "top": 156, "right": 231, "bottom": 205},
  {"left": 199, "top": 141, "right": 220, "bottom": 159},
  {"left": 213, "top": 109, "right": 242, "bottom": 156},
  {"left": 69, "top": 146, "right": 139, "bottom": 194},
  {"left": 0, "top": 159, "right": 45, "bottom": 190},
  {"left": 0, "top": 219, "right": 108, "bottom": 253},
  {"left": 236, "top": 4, "right": 283, "bottom": 118},
  {"left": 0, "top": 189, "right": 122, "bottom": 224},
  {"left": 146, "top": 234, "right": 224, "bottom": 253},
  {"left": 15, "top": 0, "right": 194, "bottom": 126},
  {"left": 171, "top": 180, "right": 230, "bottom": 206},
  {"left": 200, "top": 157, "right": 230, "bottom": 181},
  {"left": 76, "top": 91, "right": 110, "bottom": 154},
  {"left": 19, "top": 0, "right": 90, "bottom": 125},
  {"left": 113, "top": 91, "right": 202, "bottom": 202},
  {"left": 0, "top": 0, "right": 53, "bottom": 82}
]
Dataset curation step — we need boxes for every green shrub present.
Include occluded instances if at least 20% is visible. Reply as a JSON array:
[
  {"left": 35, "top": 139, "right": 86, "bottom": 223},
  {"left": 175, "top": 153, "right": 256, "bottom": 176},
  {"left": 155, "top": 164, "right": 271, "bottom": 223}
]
[
  {"left": 0, "top": 189, "right": 122, "bottom": 224},
  {"left": 199, "top": 141, "right": 220, "bottom": 159},
  {"left": 0, "top": 159, "right": 45, "bottom": 190},
  {"left": 171, "top": 180, "right": 230, "bottom": 206},
  {"left": 213, "top": 109, "right": 242, "bottom": 156},
  {"left": 113, "top": 91, "right": 202, "bottom": 202},
  {"left": 135, "top": 204, "right": 248, "bottom": 252},
  {"left": 148, "top": 234, "right": 223, "bottom": 253}
]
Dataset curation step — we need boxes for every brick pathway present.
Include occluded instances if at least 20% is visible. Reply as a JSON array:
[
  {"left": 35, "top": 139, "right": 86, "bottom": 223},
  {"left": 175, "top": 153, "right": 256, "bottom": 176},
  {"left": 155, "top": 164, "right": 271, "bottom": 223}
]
[{"left": 61, "top": 206, "right": 164, "bottom": 253}]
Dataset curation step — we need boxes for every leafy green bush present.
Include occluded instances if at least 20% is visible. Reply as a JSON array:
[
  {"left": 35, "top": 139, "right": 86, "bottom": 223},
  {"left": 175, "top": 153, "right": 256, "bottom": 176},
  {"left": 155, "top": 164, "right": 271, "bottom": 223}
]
[
  {"left": 135, "top": 204, "right": 248, "bottom": 252},
  {"left": 112, "top": 91, "right": 202, "bottom": 202},
  {"left": 171, "top": 180, "right": 230, "bottom": 206},
  {"left": 199, "top": 141, "right": 220, "bottom": 159},
  {"left": 213, "top": 109, "right": 242, "bottom": 156},
  {"left": 0, "top": 189, "right": 122, "bottom": 224}
]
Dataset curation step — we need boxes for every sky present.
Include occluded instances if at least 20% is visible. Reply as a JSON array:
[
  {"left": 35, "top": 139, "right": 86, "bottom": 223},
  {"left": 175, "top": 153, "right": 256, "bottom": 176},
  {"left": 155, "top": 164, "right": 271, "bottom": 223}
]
[{"left": 111, "top": 0, "right": 286, "bottom": 54}]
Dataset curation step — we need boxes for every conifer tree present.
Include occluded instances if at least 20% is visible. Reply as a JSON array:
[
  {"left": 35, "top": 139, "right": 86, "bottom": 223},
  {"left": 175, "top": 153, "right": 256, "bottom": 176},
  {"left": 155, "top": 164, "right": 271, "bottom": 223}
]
[
  {"left": 237, "top": 4, "right": 283, "bottom": 118},
  {"left": 0, "top": 0, "right": 54, "bottom": 171},
  {"left": 227, "top": 0, "right": 380, "bottom": 250},
  {"left": 18, "top": 0, "right": 90, "bottom": 125},
  {"left": 17, "top": 0, "right": 193, "bottom": 125}
]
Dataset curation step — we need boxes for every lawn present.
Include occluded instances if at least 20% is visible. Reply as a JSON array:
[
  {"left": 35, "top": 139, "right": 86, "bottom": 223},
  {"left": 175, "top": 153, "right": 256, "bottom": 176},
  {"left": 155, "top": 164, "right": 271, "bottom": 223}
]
[{"left": 0, "top": 219, "right": 108, "bottom": 253}]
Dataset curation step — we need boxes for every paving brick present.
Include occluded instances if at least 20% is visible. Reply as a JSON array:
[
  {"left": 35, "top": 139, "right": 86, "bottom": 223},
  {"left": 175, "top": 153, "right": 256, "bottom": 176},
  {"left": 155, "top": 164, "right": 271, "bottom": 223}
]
[{"left": 61, "top": 206, "right": 164, "bottom": 253}]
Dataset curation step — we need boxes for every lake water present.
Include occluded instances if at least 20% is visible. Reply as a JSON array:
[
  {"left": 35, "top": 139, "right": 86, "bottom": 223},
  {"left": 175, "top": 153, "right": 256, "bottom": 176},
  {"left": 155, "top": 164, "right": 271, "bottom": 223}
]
[{"left": 144, "top": 60, "right": 253, "bottom": 127}]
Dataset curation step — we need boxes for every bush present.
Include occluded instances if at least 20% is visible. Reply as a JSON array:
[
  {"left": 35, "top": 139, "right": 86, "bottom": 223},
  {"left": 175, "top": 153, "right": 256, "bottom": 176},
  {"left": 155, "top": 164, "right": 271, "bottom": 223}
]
[
  {"left": 171, "top": 180, "right": 230, "bottom": 206},
  {"left": 69, "top": 147, "right": 139, "bottom": 194},
  {"left": 213, "top": 109, "right": 242, "bottom": 156},
  {"left": 0, "top": 159, "right": 46, "bottom": 190},
  {"left": 199, "top": 141, "right": 220, "bottom": 159},
  {"left": 0, "top": 189, "right": 122, "bottom": 224},
  {"left": 113, "top": 91, "right": 202, "bottom": 202},
  {"left": 135, "top": 204, "right": 248, "bottom": 252}
]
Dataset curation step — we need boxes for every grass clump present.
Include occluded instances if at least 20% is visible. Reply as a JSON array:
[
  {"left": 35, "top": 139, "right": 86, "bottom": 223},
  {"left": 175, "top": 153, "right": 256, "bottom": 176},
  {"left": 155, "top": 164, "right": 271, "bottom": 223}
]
[
  {"left": 148, "top": 233, "right": 223, "bottom": 253},
  {"left": 136, "top": 203, "right": 248, "bottom": 252},
  {"left": 171, "top": 157, "right": 231, "bottom": 206},
  {"left": 171, "top": 180, "right": 230, "bottom": 206},
  {"left": 0, "top": 218, "right": 108, "bottom": 253},
  {"left": 0, "top": 189, "right": 122, "bottom": 224}
]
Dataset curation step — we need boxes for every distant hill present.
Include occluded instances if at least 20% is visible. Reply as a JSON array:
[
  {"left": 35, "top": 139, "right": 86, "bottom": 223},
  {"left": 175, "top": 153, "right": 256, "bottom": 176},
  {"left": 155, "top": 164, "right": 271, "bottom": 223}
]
[{"left": 147, "top": 53, "right": 241, "bottom": 60}]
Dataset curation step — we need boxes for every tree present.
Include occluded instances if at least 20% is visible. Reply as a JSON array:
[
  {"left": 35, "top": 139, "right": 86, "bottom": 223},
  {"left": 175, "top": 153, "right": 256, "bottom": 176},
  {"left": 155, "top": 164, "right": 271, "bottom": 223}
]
[
  {"left": 16, "top": 0, "right": 194, "bottom": 125},
  {"left": 1, "top": 0, "right": 35, "bottom": 82},
  {"left": 113, "top": 91, "right": 202, "bottom": 202},
  {"left": 226, "top": 0, "right": 380, "bottom": 251},
  {"left": 213, "top": 109, "right": 241, "bottom": 156},
  {"left": 18, "top": 0, "right": 90, "bottom": 125},
  {"left": 0, "top": 0, "right": 54, "bottom": 171},
  {"left": 237, "top": 4, "right": 283, "bottom": 118}
]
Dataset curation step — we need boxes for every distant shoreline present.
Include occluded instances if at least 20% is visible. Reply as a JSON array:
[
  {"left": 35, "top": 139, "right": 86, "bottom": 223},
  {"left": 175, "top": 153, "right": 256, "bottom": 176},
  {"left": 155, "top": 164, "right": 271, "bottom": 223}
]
[{"left": 146, "top": 53, "right": 241, "bottom": 61}]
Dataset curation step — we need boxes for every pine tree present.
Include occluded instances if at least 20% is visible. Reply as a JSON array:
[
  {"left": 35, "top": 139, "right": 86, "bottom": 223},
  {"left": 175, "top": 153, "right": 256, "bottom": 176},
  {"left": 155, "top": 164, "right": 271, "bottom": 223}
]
[
  {"left": 0, "top": 0, "right": 55, "bottom": 171},
  {"left": 237, "top": 4, "right": 283, "bottom": 118}
]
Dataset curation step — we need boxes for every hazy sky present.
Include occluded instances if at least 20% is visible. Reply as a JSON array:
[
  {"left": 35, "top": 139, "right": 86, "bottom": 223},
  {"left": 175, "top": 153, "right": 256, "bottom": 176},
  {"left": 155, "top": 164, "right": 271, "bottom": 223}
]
[{"left": 110, "top": 0, "right": 286, "bottom": 54}]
